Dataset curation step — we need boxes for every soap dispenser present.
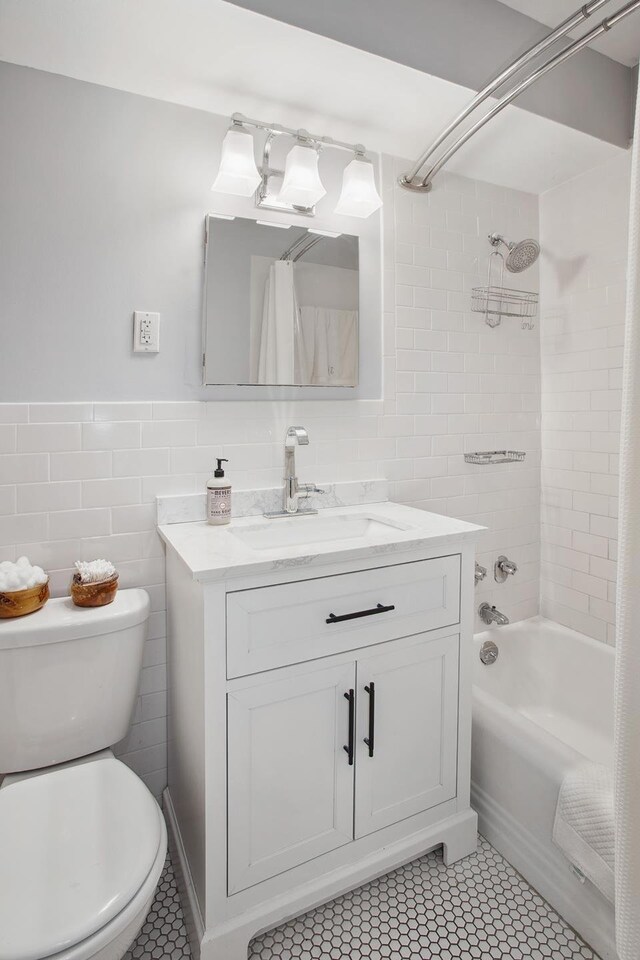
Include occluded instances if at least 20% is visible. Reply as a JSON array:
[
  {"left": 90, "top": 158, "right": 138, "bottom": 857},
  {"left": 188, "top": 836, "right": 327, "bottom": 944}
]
[{"left": 207, "top": 458, "right": 231, "bottom": 525}]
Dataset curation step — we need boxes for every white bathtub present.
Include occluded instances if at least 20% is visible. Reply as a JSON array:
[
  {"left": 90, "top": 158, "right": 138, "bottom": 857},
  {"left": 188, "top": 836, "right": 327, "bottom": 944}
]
[{"left": 472, "top": 616, "right": 616, "bottom": 960}]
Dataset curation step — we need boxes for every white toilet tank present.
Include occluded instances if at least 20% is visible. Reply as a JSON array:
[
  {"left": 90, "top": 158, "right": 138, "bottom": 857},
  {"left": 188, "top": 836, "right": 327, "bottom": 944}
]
[{"left": 0, "top": 588, "right": 150, "bottom": 773}]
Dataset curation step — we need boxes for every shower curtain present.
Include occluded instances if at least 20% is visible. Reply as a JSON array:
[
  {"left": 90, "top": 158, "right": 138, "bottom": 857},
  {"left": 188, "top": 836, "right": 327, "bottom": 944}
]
[
  {"left": 257, "top": 260, "right": 303, "bottom": 384},
  {"left": 614, "top": 78, "right": 640, "bottom": 960}
]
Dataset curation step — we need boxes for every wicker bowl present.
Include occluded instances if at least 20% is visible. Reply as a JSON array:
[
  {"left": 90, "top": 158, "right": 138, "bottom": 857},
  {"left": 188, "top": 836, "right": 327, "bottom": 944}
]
[
  {"left": 70, "top": 573, "right": 119, "bottom": 608},
  {"left": 0, "top": 580, "right": 50, "bottom": 619}
]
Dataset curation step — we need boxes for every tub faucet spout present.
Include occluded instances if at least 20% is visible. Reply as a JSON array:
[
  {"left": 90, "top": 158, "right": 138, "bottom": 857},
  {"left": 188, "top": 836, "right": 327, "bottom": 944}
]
[{"left": 479, "top": 602, "right": 509, "bottom": 626}]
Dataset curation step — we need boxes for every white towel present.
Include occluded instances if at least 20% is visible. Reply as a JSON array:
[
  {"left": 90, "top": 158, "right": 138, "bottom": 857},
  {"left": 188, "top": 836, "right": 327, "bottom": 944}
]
[
  {"left": 299, "top": 306, "right": 358, "bottom": 386},
  {"left": 553, "top": 762, "right": 615, "bottom": 903}
]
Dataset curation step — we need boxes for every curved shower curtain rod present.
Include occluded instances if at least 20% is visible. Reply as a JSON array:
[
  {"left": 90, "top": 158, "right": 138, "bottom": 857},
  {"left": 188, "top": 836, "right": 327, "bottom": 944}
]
[
  {"left": 280, "top": 232, "right": 324, "bottom": 262},
  {"left": 400, "top": 0, "right": 640, "bottom": 193}
]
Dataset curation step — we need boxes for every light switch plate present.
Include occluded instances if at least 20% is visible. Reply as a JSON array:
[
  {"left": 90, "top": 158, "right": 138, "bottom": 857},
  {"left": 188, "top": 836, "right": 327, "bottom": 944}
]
[{"left": 133, "top": 311, "right": 160, "bottom": 353}]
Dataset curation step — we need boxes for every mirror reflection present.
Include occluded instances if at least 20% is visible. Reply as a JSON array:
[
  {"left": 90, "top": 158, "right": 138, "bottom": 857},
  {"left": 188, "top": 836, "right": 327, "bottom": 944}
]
[{"left": 203, "top": 216, "right": 359, "bottom": 386}]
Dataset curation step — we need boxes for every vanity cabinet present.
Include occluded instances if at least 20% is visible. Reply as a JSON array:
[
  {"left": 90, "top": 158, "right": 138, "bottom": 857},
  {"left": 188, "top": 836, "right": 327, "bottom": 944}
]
[
  {"left": 161, "top": 505, "right": 480, "bottom": 960},
  {"left": 227, "top": 630, "right": 459, "bottom": 894}
]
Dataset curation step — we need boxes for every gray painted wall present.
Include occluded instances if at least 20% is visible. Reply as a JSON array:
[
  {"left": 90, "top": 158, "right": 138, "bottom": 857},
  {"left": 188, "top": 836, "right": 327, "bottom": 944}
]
[
  {"left": 225, "top": 0, "right": 636, "bottom": 148},
  {"left": 0, "top": 61, "right": 382, "bottom": 401},
  {"left": 0, "top": 62, "right": 209, "bottom": 401}
]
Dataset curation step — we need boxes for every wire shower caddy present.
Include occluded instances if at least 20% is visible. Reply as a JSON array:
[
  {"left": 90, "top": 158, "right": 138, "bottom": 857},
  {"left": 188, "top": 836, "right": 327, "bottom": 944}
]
[{"left": 471, "top": 251, "right": 538, "bottom": 329}]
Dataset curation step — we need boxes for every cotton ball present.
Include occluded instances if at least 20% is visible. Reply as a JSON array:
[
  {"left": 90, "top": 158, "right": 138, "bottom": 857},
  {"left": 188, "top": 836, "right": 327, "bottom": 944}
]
[{"left": 0, "top": 558, "right": 48, "bottom": 592}]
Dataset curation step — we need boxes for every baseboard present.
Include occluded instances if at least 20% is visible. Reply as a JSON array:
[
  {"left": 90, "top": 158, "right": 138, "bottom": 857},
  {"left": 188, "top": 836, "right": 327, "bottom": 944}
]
[
  {"left": 472, "top": 782, "right": 618, "bottom": 960},
  {"left": 163, "top": 788, "right": 205, "bottom": 960}
]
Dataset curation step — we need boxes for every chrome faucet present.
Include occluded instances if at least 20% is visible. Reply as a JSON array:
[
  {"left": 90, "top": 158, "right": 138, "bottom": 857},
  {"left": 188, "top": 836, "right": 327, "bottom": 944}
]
[
  {"left": 478, "top": 603, "right": 510, "bottom": 626},
  {"left": 265, "top": 426, "right": 324, "bottom": 518}
]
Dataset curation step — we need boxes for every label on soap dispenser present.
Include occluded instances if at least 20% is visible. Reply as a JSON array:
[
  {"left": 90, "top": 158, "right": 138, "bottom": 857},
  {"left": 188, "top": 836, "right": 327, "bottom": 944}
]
[{"left": 207, "top": 486, "right": 231, "bottom": 525}]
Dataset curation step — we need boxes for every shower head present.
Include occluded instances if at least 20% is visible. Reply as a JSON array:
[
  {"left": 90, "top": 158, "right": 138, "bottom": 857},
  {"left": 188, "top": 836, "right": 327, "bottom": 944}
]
[
  {"left": 505, "top": 238, "right": 540, "bottom": 273},
  {"left": 488, "top": 234, "right": 540, "bottom": 273}
]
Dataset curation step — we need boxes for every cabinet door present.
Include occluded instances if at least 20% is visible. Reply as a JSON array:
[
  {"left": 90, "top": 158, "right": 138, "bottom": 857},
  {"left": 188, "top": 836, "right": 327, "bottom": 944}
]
[
  {"left": 354, "top": 633, "right": 459, "bottom": 839},
  {"left": 227, "top": 661, "right": 355, "bottom": 893}
]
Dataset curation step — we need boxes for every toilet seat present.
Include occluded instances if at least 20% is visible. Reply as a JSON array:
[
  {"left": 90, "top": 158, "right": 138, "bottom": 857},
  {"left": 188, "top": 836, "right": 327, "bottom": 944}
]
[{"left": 0, "top": 757, "right": 166, "bottom": 960}]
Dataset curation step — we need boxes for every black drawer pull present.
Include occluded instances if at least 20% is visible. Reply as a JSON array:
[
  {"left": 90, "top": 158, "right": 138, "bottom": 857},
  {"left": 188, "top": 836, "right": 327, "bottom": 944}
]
[
  {"left": 364, "top": 682, "right": 375, "bottom": 758},
  {"left": 343, "top": 689, "right": 355, "bottom": 766},
  {"left": 326, "top": 603, "right": 395, "bottom": 625}
]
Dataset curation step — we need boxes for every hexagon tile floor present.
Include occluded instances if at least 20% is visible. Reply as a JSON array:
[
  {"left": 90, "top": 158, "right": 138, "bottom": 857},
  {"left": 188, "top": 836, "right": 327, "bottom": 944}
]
[
  {"left": 123, "top": 855, "right": 190, "bottom": 960},
  {"left": 126, "top": 836, "right": 600, "bottom": 960}
]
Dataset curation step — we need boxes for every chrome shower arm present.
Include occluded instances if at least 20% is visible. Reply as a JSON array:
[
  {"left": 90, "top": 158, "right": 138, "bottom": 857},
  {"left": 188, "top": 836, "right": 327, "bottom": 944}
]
[
  {"left": 400, "top": 0, "right": 612, "bottom": 189},
  {"left": 404, "top": 0, "right": 640, "bottom": 193}
]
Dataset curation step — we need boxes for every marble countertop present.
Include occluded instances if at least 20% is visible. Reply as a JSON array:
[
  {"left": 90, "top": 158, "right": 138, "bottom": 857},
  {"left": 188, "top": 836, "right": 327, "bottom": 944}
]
[{"left": 158, "top": 501, "right": 484, "bottom": 583}]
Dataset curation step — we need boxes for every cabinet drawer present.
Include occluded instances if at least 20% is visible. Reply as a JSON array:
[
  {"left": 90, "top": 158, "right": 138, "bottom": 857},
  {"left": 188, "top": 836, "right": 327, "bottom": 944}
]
[{"left": 226, "top": 555, "right": 460, "bottom": 678}]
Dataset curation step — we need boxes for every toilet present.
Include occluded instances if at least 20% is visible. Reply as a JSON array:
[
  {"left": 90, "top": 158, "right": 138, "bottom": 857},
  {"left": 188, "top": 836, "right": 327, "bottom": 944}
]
[{"left": 0, "top": 589, "right": 167, "bottom": 960}]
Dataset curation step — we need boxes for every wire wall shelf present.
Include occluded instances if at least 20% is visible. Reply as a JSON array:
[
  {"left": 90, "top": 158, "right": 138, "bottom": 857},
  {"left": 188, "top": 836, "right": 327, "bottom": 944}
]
[
  {"left": 472, "top": 251, "right": 538, "bottom": 328},
  {"left": 464, "top": 450, "right": 526, "bottom": 466}
]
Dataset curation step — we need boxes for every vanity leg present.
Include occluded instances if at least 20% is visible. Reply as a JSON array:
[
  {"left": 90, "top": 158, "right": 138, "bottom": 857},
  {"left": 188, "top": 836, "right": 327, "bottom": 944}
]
[
  {"left": 441, "top": 810, "right": 478, "bottom": 866},
  {"left": 202, "top": 928, "right": 250, "bottom": 960}
]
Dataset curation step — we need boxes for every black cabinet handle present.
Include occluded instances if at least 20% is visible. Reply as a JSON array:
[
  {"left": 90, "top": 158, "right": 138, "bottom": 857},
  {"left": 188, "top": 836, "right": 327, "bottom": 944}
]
[
  {"left": 343, "top": 689, "right": 355, "bottom": 766},
  {"left": 364, "top": 682, "right": 375, "bottom": 758},
  {"left": 327, "top": 603, "right": 395, "bottom": 625}
]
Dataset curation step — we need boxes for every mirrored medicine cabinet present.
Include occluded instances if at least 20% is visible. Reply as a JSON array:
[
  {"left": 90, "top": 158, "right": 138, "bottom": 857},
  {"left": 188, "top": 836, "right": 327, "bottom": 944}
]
[{"left": 202, "top": 215, "right": 360, "bottom": 388}]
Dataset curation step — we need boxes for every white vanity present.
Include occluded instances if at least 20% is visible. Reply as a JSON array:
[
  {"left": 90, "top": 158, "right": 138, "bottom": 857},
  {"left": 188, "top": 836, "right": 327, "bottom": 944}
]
[{"left": 159, "top": 486, "right": 482, "bottom": 960}]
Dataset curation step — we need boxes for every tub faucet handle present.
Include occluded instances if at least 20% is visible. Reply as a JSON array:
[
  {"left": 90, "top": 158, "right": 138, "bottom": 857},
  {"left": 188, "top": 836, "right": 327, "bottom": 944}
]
[
  {"left": 475, "top": 562, "right": 487, "bottom": 585},
  {"left": 495, "top": 555, "right": 518, "bottom": 583}
]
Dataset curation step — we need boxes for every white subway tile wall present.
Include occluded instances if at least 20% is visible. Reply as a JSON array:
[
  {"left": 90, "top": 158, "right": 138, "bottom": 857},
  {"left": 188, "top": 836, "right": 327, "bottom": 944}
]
[
  {"left": 0, "top": 159, "right": 541, "bottom": 794},
  {"left": 384, "top": 157, "right": 541, "bottom": 630},
  {"left": 539, "top": 153, "right": 629, "bottom": 645}
]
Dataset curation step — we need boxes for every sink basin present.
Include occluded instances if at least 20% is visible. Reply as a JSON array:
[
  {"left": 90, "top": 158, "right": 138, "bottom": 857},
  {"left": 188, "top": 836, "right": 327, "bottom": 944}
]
[{"left": 229, "top": 513, "right": 409, "bottom": 552}]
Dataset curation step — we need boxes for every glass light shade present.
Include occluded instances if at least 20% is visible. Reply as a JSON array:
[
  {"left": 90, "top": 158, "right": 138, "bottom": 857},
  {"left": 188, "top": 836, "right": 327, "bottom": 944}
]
[
  {"left": 277, "top": 144, "right": 326, "bottom": 208},
  {"left": 335, "top": 157, "right": 383, "bottom": 218},
  {"left": 211, "top": 127, "right": 261, "bottom": 197}
]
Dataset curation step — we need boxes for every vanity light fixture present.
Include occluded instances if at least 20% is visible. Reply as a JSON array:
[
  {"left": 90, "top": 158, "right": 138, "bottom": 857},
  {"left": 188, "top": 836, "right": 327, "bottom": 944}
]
[
  {"left": 278, "top": 142, "right": 326, "bottom": 208},
  {"left": 211, "top": 122, "right": 262, "bottom": 197},
  {"left": 211, "top": 113, "right": 383, "bottom": 219},
  {"left": 334, "top": 154, "right": 383, "bottom": 218}
]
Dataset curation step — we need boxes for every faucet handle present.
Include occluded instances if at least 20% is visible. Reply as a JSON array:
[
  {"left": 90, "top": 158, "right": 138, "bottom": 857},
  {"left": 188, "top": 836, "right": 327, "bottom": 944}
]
[
  {"left": 298, "top": 482, "right": 325, "bottom": 498},
  {"left": 475, "top": 562, "right": 487, "bottom": 585},
  {"left": 495, "top": 555, "right": 517, "bottom": 583}
]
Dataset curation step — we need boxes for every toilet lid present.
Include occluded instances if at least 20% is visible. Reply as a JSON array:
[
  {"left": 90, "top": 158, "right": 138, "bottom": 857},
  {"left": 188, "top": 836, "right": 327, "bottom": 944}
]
[{"left": 0, "top": 758, "right": 163, "bottom": 960}]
